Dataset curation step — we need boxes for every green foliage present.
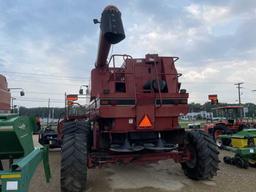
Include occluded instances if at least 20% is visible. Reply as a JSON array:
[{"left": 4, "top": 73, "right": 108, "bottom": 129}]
[
  {"left": 19, "top": 107, "right": 65, "bottom": 119},
  {"left": 244, "top": 103, "right": 256, "bottom": 117}
]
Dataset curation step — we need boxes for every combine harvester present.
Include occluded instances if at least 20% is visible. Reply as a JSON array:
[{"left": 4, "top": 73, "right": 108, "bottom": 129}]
[
  {"left": 0, "top": 74, "right": 51, "bottom": 192},
  {"left": 53, "top": 5, "right": 220, "bottom": 192}
]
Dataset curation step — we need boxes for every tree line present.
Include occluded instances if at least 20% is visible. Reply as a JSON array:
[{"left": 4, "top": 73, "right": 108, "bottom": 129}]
[{"left": 19, "top": 106, "right": 65, "bottom": 119}]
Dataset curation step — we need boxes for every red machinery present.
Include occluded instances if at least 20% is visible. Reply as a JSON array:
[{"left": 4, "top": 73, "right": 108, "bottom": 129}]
[
  {"left": 60, "top": 5, "right": 219, "bottom": 192},
  {"left": 0, "top": 74, "right": 11, "bottom": 113},
  {"left": 203, "top": 105, "right": 249, "bottom": 146}
]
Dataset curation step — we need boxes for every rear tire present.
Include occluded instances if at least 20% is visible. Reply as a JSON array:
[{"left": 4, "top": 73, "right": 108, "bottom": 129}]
[
  {"left": 181, "top": 130, "right": 219, "bottom": 180},
  {"left": 212, "top": 125, "right": 230, "bottom": 148},
  {"left": 61, "top": 121, "right": 88, "bottom": 192},
  {"left": 234, "top": 155, "right": 249, "bottom": 169},
  {"left": 0, "top": 160, "right": 3, "bottom": 170}
]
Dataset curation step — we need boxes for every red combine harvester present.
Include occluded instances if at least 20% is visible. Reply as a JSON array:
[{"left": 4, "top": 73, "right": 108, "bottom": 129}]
[
  {"left": 0, "top": 74, "right": 11, "bottom": 113},
  {"left": 59, "top": 5, "right": 219, "bottom": 192}
]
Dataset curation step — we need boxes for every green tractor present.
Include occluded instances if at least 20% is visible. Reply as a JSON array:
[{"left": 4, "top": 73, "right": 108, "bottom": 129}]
[{"left": 218, "top": 129, "right": 256, "bottom": 168}]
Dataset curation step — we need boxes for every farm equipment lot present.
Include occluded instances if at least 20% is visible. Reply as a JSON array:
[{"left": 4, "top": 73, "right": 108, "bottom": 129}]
[{"left": 29, "top": 136, "right": 256, "bottom": 192}]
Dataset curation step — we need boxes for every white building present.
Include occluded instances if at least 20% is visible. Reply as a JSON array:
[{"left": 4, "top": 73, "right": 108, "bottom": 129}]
[{"left": 180, "top": 111, "right": 213, "bottom": 120}]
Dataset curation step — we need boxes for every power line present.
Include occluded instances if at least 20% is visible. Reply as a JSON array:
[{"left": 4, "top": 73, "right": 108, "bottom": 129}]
[
  {"left": 15, "top": 97, "right": 64, "bottom": 102},
  {"left": 16, "top": 99, "right": 63, "bottom": 102},
  {"left": 8, "top": 79, "right": 83, "bottom": 86},
  {"left": 182, "top": 81, "right": 233, "bottom": 85},
  {"left": 15, "top": 99, "right": 65, "bottom": 104},
  {"left": 26, "top": 91, "right": 64, "bottom": 95},
  {"left": 7, "top": 76, "right": 86, "bottom": 83},
  {"left": 1, "top": 70, "right": 89, "bottom": 80},
  {"left": 15, "top": 100, "right": 64, "bottom": 104},
  {"left": 16, "top": 96, "right": 63, "bottom": 100}
]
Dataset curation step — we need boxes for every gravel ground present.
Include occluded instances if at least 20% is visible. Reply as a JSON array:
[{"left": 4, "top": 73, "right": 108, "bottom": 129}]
[{"left": 28, "top": 135, "right": 256, "bottom": 192}]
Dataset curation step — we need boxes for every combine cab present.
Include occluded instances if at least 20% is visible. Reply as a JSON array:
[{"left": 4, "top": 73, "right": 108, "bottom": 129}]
[{"left": 59, "top": 5, "right": 219, "bottom": 192}]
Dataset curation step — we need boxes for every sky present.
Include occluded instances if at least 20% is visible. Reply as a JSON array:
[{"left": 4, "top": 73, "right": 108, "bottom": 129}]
[{"left": 0, "top": 0, "right": 256, "bottom": 107}]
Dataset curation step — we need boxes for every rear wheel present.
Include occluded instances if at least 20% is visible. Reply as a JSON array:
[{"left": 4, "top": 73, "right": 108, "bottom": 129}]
[
  {"left": 248, "top": 159, "right": 256, "bottom": 167},
  {"left": 61, "top": 121, "right": 88, "bottom": 192},
  {"left": 234, "top": 155, "right": 249, "bottom": 169},
  {"left": 214, "top": 129, "right": 223, "bottom": 141},
  {"left": 213, "top": 125, "right": 230, "bottom": 148},
  {"left": 181, "top": 130, "right": 219, "bottom": 180}
]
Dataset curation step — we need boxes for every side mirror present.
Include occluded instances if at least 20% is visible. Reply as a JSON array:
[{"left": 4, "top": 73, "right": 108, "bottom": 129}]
[
  {"left": 20, "top": 91, "right": 25, "bottom": 96},
  {"left": 180, "top": 89, "right": 187, "bottom": 94},
  {"left": 93, "top": 19, "right": 100, "bottom": 24},
  {"left": 79, "top": 89, "right": 83, "bottom": 95}
]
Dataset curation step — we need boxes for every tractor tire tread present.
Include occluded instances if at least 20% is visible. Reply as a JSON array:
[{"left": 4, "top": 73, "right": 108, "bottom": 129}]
[
  {"left": 181, "top": 130, "right": 219, "bottom": 180},
  {"left": 61, "top": 121, "right": 88, "bottom": 192}
]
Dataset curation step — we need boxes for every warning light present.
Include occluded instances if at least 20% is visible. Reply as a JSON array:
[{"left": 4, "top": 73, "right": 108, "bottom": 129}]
[
  {"left": 208, "top": 94, "right": 218, "bottom": 105},
  {"left": 208, "top": 94, "right": 217, "bottom": 100},
  {"left": 66, "top": 94, "right": 78, "bottom": 101},
  {"left": 139, "top": 115, "right": 152, "bottom": 128}
]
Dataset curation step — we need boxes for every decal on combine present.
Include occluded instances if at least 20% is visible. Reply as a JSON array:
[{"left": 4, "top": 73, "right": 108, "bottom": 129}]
[{"left": 139, "top": 115, "right": 152, "bottom": 128}]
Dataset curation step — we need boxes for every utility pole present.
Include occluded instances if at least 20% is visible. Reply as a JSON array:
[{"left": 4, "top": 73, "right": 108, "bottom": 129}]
[
  {"left": 234, "top": 82, "right": 244, "bottom": 105},
  {"left": 47, "top": 98, "right": 50, "bottom": 126},
  {"left": 252, "top": 90, "right": 256, "bottom": 120},
  {"left": 11, "top": 97, "right": 16, "bottom": 112}
]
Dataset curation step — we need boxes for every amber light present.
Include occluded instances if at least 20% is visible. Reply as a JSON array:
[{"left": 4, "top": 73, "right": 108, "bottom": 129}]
[{"left": 66, "top": 94, "right": 78, "bottom": 101}]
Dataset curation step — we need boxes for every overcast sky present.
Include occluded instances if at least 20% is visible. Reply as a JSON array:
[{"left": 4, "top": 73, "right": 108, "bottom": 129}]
[{"left": 0, "top": 0, "right": 256, "bottom": 107}]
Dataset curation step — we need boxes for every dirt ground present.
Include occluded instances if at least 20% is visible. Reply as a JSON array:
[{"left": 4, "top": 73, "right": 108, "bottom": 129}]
[{"left": 28, "top": 135, "right": 256, "bottom": 192}]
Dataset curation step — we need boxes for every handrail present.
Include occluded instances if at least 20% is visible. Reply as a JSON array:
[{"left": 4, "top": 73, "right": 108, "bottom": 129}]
[
  {"left": 153, "top": 56, "right": 163, "bottom": 106},
  {"left": 107, "top": 54, "right": 133, "bottom": 68},
  {"left": 173, "top": 57, "right": 179, "bottom": 62}
]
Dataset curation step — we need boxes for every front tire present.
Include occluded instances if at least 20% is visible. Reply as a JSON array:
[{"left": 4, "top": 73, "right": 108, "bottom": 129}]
[
  {"left": 212, "top": 125, "right": 230, "bottom": 148},
  {"left": 61, "top": 121, "right": 88, "bottom": 192},
  {"left": 181, "top": 130, "right": 219, "bottom": 180}
]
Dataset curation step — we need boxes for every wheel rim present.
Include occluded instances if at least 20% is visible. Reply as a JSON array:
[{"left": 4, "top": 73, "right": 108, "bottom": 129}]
[
  {"left": 248, "top": 159, "right": 256, "bottom": 165},
  {"left": 215, "top": 137, "right": 223, "bottom": 147}
]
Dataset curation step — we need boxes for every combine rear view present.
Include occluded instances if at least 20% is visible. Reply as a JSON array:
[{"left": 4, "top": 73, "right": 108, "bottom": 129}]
[{"left": 60, "top": 5, "right": 219, "bottom": 192}]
